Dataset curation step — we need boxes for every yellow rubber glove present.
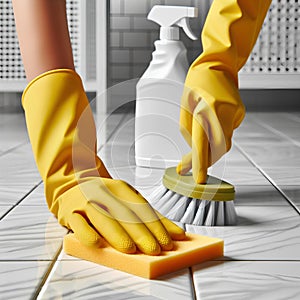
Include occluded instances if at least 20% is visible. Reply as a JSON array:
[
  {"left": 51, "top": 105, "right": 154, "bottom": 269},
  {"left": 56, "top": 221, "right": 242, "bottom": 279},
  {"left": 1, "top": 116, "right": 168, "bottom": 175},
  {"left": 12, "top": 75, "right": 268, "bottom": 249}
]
[
  {"left": 22, "top": 69, "right": 185, "bottom": 255},
  {"left": 177, "top": 0, "right": 272, "bottom": 183}
]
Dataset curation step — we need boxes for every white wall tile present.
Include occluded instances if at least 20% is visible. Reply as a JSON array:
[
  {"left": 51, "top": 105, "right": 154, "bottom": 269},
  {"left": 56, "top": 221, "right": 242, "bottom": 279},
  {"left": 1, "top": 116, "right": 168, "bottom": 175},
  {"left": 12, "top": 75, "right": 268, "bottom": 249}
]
[
  {"left": 133, "top": 16, "right": 159, "bottom": 30},
  {"left": 123, "top": 32, "right": 149, "bottom": 48},
  {"left": 124, "top": 0, "right": 148, "bottom": 14},
  {"left": 132, "top": 49, "right": 152, "bottom": 64},
  {"left": 110, "top": 32, "right": 121, "bottom": 47},
  {"left": 110, "top": 49, "right": 131, "bottom": 64},
  {"left": 111, "top": 65, "right": 131, "bottom": 80},
  {"left": 110, "top": 16, "right": 131, "bottom": 30},
  {"left": 110, "top": 0, "right": 122, "bottom": 14}
]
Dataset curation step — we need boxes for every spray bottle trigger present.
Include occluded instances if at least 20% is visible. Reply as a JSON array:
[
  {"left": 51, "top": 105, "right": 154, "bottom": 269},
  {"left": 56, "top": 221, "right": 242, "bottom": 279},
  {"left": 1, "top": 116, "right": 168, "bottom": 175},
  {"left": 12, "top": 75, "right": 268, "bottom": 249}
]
[{"left": 176, "top": 18, "right": 198, "bottom": 40}]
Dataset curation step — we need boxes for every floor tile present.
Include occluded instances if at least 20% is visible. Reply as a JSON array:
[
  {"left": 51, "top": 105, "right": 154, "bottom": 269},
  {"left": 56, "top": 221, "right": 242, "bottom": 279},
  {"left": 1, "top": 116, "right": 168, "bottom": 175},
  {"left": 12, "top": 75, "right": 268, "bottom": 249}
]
[
  {"left": 95, "top": 112, "right": 128, "bottom": 148},
  {"left": 234, "top": 185, "right": 290, "bottom": 206},
  {"left": 18, "top": 183, "right": 46, "bottom": 206},
  {"left": 0, "top": 144, "right": 41, "bottom": 206},
  {"left": 262, "top": 167, "right": 300, "bottom": 186},
  {"left": 192, "top": 261, "right": 300, "bottom": 300},
  {"left": 0, "top": 113, "right": 21, "bottom": 125},
  {"left": 213, "top": 145, "right": 253, "bottom": 168},
  {"left": 0, "top": 144, "right": 40, "bottom": 185},
  {"left": 252, "top": 113, "right": 300, "bottom": 144},
  {"left": 0, "top": 261, "right": 50, "bottom": 300},
  {"left": 0, "top": 182, "right": 41, "bottom": 206},
  {"left": 280, "top": 185, "right": 300, "bottom": 204},
  {"left": 209, "top": 166, "right": 270, "bottom": 186},
  {"left": 0, "top": 205, "right": 66, "bottom": 260},
  {"left": 237, "top": 144, "right": 300, "bottom": 168},
  {"left": 2, "top": 110, "right": 300, "bottom": 299},
  {"left": 109, "top": 166, "right": 165, "bottom": 189},
  {"left": 99, "top": 142, "right": 135, "bottom": 168},
  {"left": 0, "top": 113, "right": 29, "bottom": 153},
  {"left": 233, "top": 115, "right": 282, "bottom": 144},
  {"left": 103, "top": 113, "right": 135, "bottom": 146},
  {"left": 186, "top": 206, "right": 300, "bottom": 260},
  {"left": 39, "top": 257, "right": 193, "bottom": 300},
  {"left": 0, "top": 205, "right": 12, "bottom": 218},
  {"left": 279, "top": 185, "right": 300, "bottom": 211}
]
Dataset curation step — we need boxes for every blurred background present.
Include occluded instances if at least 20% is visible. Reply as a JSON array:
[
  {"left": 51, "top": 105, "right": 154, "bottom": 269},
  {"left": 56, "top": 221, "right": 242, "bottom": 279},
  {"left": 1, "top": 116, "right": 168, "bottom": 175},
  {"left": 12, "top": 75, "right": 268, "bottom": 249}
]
[{"left": 1, "top": 0, "right": 300, "bottom": 114}]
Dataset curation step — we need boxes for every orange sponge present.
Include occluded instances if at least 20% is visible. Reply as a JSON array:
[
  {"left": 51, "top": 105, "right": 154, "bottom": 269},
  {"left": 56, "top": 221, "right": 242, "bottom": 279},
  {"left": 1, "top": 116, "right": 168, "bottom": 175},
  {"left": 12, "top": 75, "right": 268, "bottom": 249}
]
[{"left": 63, "top": 233, "right": 223, "bottom": 279}]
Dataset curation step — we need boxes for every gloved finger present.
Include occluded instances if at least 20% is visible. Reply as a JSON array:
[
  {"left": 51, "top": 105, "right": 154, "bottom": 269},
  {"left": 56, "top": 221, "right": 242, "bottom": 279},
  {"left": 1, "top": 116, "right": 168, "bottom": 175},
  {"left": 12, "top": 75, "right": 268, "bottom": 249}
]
[
  {"left": 108, "top": 184, "right": 173, "bottom": 251},
  {"left": 155, "top": 211, "right": 186, "bottom": 240},
  {"left": 122, "top": 192, "right": 174, "bottom": 251},
  {"left": 82, "top": 179, "right": 170, "bottom": 254},
  {"left": 68, "top": 213, "right": 104, "bottom": 247},
  {"left": 192, "top": 113, "right": 209, "bottom": 184},
  {"left": 85, "top": 202, "right": 137, "bottom": 254},
  {"left": 179, "top": 87, "right": 201, "bottom": 147},
  {"left": 179, "top": 106, "right": 193, "bottom": 147},
  {"left": 176, "top": 151, "right": 192, "bottom": 175},
  {"left": 88, "top": 200, "right": 162, "bottom": 256}
]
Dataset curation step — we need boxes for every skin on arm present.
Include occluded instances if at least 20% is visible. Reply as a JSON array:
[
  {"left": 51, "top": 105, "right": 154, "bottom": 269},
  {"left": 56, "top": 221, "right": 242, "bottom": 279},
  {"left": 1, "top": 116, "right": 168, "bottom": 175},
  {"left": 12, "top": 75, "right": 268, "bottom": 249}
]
[{"left": 12, "top": 0, "right": 75, "bottom": 81}]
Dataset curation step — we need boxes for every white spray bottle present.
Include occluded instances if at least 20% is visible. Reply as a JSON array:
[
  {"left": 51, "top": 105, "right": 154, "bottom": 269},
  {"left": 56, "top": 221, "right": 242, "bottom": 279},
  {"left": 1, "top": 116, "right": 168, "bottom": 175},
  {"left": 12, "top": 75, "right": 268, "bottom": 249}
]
[{"left": 135, "top": 5, "right": 198, "bottom": 168}]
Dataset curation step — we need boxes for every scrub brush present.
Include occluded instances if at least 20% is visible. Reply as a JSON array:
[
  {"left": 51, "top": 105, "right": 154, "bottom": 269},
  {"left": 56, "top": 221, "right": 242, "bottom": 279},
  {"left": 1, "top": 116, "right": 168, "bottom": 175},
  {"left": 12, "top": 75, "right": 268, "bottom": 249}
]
[{"left": 148, "top": 167, "right": 237, "bottom": 226}]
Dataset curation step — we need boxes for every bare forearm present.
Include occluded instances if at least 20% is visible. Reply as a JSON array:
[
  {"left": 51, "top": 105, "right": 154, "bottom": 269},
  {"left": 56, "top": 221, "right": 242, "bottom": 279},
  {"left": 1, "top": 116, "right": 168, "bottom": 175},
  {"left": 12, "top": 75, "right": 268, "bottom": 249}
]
[{"left": 12, "top": 0, "right": 75, "bottom": 81}]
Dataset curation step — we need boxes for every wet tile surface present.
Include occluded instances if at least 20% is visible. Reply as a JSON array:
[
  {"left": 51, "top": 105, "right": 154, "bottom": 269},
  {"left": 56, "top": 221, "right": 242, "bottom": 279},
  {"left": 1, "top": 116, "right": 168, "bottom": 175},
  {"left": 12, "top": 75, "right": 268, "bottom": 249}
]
[
  {"left": 0, "top": 205, "right": 66, "bottom": 260},
  {"left": 40, "top": 256, "right": 193, "bottom": 299},
  {"left": 0, "top": 261, "right": 50, "bottom": 300},
  {"left": 1, "top": 111, "right": 300, "bottom": 299},
  {"left": 186, "top": 205, "right": 300, "bottom": 260},
  {"left": 192, "top": 261, "right": 300, "bottom": 300}
]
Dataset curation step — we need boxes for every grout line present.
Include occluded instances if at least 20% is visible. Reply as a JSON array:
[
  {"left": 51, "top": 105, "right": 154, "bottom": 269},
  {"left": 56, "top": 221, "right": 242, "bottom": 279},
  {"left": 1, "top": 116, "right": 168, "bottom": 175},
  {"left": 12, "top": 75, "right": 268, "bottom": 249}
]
[
  {"left": 0, "top": 181, "right": 42, "bottom": 221},
  {"left": 234, "top": 142, "right": 300, "bottom": 215},
  {"left": 253, "top": 115, "right": 300, "bottom": 148},
  {"left": 34, "top": 244, "right": 64, "bottom": 300},
  {"left": 0, "top": 141, "right": 29, "bottom": 158},
  {"left": 184, "top": 223, "right": 197, "bottom": 300},
  {"left": 188, "top": 268, "right": 197, "bottom": 300}
]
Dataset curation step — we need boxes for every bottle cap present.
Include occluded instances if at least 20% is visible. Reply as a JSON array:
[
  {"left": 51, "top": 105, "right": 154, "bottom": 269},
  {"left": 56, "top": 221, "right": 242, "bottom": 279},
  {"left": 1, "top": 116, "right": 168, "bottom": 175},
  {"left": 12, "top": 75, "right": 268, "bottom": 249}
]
[{"left": 148, "top": 5, "right": 198, "bottom": 41}]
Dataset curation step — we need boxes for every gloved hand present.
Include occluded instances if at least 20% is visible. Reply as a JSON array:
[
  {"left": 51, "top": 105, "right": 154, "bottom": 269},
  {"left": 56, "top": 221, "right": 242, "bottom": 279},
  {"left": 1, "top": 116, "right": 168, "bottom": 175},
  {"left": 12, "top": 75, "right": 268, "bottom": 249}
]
[
  {"left": 177, "top": 0, "right": 272, "bottom": 183},
  {"left": 22, "top": 69, "right": 185, "bottom": 255},
  {"left": 56, "top": 177, "right": 185, "bottom": 255}
]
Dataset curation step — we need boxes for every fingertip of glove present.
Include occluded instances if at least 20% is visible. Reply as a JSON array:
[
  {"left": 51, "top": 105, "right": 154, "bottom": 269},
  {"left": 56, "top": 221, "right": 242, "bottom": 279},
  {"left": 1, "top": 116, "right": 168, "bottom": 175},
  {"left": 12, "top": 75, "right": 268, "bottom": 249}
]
[
  {"left": 156, "top": 232, "right": 173, "bottom": 251},
  {"left": 159, "top": 216, "right": 186, "bottom": 241},
  {"left": 113, "top": 237, "right": 137, "bottom": 254},
  {"left": 176, "top": 163, "right": 188, "bottom": 175},
  {"left": 75, "top": 232, "right": 103, "bottom": 248},
  {"left": 137, "top": 237, "right": 161, "bottom": 256},
  {"left": 170, "top": 227, "right": 186, "bottom": 241},
  {"left": 176, "top": 163, "right": 182, "bottom": 174}
]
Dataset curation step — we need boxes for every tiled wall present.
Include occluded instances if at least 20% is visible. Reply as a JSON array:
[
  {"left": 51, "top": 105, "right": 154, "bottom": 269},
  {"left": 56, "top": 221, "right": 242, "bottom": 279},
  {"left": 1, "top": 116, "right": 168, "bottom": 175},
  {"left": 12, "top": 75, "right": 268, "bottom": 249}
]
[{"left": 108, "top": 0, "right": 210, "bottom": 88}]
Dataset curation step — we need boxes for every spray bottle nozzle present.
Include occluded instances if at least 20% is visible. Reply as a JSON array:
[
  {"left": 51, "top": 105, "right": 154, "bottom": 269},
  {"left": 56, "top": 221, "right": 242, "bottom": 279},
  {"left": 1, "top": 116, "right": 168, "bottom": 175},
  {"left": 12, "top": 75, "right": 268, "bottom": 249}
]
[{"left": 148, "top": 5, "right": 198, "bottom": 41}]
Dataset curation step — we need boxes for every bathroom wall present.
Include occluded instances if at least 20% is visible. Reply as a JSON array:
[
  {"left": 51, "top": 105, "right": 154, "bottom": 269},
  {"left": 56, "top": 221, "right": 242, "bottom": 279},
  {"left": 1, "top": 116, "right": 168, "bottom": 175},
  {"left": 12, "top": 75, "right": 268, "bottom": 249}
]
[
  {"left": 107, "top": 0, "right": 210, "bottom": 112},
  {"left": 108, "top": 0, "right": 300, "bottom": 113}
]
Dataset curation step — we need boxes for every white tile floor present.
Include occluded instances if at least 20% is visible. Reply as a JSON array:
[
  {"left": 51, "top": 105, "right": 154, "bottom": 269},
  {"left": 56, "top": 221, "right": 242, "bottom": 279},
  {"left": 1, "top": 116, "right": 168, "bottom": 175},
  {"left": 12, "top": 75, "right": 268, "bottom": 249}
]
[{"left": 1, "top": 110, "right": 300, "bottom": 299}]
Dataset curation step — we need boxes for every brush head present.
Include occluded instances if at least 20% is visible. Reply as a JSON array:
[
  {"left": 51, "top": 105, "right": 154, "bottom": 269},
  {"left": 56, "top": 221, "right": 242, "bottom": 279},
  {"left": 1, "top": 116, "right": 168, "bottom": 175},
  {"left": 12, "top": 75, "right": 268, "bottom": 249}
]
[
  {"left": 149, "top": 167, "right": 237, "bottom": 225},
  {"left": 162, "top": 167, "right": 235, "bottom": 201}
]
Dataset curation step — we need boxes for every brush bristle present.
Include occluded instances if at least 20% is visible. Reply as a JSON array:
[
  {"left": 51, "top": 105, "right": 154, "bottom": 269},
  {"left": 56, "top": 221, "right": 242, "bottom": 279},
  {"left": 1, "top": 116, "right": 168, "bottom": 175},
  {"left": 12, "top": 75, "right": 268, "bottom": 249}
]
[{"left": 149, "top": 186, "right": 237, "bottom": 226}]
